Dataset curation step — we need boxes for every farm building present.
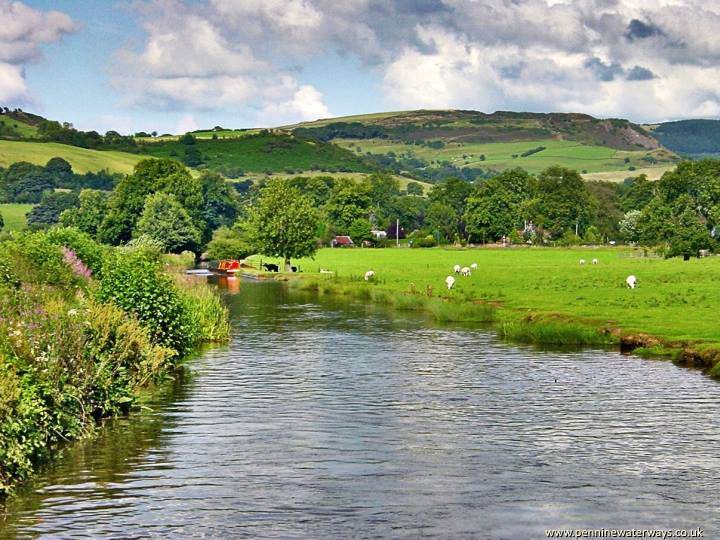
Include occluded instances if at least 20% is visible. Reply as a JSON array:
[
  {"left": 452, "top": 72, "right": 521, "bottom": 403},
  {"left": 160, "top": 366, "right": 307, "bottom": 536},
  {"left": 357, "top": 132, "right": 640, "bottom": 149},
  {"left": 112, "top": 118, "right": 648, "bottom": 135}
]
[{"left": 331, "top": 235, "right": 354, "bottom": 248}]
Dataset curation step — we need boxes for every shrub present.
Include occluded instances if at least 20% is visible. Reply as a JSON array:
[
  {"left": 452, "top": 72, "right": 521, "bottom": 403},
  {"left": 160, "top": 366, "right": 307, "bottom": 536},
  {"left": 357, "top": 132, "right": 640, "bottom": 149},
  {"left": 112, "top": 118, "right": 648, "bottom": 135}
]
[
  {"left": 98, "top": 251, "right": 196, "bottom": 356},
  {"left": 45, "top": 226, "right": 107, "bottom": 277},
  {"left": 175, "top": 277, "right": 230, "bottom": 343},
  {"left": 1, "top": 231, "right": 79, "bottom": 287}
]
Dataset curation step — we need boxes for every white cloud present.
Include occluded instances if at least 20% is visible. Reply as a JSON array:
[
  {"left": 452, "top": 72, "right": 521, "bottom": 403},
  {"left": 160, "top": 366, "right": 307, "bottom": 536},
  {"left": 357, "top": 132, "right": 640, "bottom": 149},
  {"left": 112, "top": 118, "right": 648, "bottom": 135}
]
[
  {"left": 118, "top": 0, "right": 720, "bottom": 124},
  {"left": 0, "top": 1, "right": 77, "bottom": 104}
]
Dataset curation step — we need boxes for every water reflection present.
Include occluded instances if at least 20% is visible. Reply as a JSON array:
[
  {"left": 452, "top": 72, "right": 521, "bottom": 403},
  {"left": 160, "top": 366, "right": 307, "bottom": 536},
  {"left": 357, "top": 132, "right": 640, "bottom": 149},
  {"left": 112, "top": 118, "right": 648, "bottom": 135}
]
[{"left": 2, "top": 280, "right": 719, "bottom": 539}]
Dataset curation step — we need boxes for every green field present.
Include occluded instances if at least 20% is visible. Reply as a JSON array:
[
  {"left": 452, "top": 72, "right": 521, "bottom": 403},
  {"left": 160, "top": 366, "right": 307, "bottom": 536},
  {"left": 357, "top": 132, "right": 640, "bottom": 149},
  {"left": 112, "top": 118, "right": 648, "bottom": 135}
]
[
  {"left": 337, "top": 138, "right": 676, "bottom": 176},
  {"left": 255, "top": 247, "right": 720, "bottom": 345},
  {"left": 0, "top": 203, "right": 34, "bottom": 232},
  {"left": 0, "top": 140, "right": 144, "bottom": 173}
]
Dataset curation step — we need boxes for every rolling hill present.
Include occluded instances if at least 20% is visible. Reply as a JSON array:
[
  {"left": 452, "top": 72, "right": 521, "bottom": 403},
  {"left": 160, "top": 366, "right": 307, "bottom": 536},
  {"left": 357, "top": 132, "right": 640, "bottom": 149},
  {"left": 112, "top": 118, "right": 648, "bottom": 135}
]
[
  {"left": 649, "top": 119, "right": 720, "bottom": 156},
  {"left": 288, "top": 110, "right": 678, "bottom": 182},
  {"left": 0, "top": 108, "right": 686, "bottom": 184}
]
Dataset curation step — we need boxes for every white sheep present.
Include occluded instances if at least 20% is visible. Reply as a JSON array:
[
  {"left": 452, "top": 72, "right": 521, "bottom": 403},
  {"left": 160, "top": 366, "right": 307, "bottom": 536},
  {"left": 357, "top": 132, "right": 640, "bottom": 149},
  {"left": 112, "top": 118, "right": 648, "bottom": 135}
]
[
  {"left": 319, "top": 268, "right": 334, "bottom": 274},
  {"left": 461, "top": 266, "right": 471, "bottom": 277},
  {"left": 626, "top": 275, "right": 637, "bottom": 289},
  {"left": 592, "top": 258, "right": 598, "bottom": 265},
  {"left": 470, "top": 263, "right": 478, "bottom": 269},
  {"left": 579, "top": 259, "right": 586, "bottom": 265},
  {"left": 445, "top": 275, "right": 455, "bottom": 290},
  {"left": 453, "top": 264, "right": 461, "bottom": 273},
  {"left": 364, "top": 270, "right": 375, "bottom": 281}
]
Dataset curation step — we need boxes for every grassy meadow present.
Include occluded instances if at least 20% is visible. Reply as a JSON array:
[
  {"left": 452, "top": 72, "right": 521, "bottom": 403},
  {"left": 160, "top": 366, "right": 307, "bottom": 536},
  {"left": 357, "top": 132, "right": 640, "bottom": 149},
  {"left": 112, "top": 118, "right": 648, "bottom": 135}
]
[
  {"left": 254, "top": 247, "right": 720, "bottom": 347},
  {"left": 337, "top": 137, "right": 676, "bottom": 178},
  {"left": 0, "top": 140, "right": 144, "bottom": 173},
  {"left": 0, "top": 203, "right": 33, "bottom": 232}
]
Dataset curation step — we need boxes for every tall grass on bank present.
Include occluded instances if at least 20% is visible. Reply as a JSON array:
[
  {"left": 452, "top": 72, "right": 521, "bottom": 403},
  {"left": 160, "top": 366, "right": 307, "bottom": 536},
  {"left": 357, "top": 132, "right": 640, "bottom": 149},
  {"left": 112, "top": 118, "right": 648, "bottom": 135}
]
[
  {"left": 499, "top": 318, "right": 611, "bottom": 346},
  {"left": 0, "top": 227, "right": 230, "bottom": 496},
  {"left": 176, "top": 277, "right": 231, "bottom": 343},
  {"left": 426, "top": 298, "right": 496, "bottom": 323}
]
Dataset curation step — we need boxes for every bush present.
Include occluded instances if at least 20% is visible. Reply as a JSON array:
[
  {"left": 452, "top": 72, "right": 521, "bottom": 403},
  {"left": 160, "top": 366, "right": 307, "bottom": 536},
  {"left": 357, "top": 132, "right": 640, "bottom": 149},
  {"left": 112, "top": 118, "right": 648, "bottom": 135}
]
[
  {"left": 98, "top": 251, "right": 196, "bottom": 356},
  {"left": 45, "top": 227, "right": 107, "bottom": 277},
  {"left": 1, "top": 231, "right": 80, "bottom": 287}
]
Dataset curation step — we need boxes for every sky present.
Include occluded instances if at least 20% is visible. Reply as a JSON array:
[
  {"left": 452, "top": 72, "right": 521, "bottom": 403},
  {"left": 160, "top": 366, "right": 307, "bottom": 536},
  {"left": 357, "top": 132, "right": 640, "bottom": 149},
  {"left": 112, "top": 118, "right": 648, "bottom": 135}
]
[{"left": 3, "top": 0, "right": 720, "bottom": 134}]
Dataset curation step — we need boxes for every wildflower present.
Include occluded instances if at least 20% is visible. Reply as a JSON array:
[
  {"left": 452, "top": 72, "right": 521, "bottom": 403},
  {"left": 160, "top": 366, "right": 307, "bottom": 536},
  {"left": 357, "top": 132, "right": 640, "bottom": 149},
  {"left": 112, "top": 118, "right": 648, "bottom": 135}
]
[
  {"left": 68, "top": 309, "right": 78, "bottom": 316},
  {"left": 62, "top": 247, "right": 92, "bottom": 279}
]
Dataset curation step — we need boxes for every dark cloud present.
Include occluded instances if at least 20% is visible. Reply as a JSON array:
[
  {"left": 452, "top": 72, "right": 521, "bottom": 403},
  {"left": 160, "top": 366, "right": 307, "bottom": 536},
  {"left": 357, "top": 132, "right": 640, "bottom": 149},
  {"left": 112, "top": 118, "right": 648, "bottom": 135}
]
[
  {"left": 584, "top": 57, "right": 624, "bottom": 82},
  {"left": 625, "top": 19, "right": 664, "bottom": 41},
  {"left": 625, "top": 66, "right": 656, "bottom": 81}
]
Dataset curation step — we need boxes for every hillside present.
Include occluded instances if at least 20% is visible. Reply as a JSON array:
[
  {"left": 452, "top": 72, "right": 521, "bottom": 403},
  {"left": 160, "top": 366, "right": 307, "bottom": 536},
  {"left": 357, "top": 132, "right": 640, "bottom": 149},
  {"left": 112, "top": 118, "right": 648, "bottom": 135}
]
[
  {"left": 288, "top": 110, "right": 678, "bottom": 182},
  {"left": 139, "top": 131, "right": 375, "bottom": 176},
  {"left": 0, "top": 140, "right": 144, "bottom": 173},
  {"left": 0, "top": 108, "right": 683, "bottom": 183},
  {"left": 650, "top": 119, "right": 720, "bottom": 156}
]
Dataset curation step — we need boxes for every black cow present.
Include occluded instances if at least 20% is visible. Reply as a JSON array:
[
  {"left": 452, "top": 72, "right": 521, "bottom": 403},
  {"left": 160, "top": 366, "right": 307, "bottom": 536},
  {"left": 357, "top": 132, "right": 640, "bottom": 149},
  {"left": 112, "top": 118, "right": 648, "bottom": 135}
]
[{"left": 263, "top": 263, "right": 279, "bottom": 272}]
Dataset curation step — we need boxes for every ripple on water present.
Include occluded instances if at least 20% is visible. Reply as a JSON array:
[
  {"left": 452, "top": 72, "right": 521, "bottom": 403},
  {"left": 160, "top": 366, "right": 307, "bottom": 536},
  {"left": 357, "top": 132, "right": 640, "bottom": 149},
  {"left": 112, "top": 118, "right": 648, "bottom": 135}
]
[{"left": 2, "top": 281, "right": 719, "bottom": 539}]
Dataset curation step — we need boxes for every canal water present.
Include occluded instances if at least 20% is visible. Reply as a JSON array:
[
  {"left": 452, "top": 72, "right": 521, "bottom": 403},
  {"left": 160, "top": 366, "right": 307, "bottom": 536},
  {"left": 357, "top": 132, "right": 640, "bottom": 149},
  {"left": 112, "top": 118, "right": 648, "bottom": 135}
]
[{"left": 1, "top": 280, "right": 718, "bottom": 539}]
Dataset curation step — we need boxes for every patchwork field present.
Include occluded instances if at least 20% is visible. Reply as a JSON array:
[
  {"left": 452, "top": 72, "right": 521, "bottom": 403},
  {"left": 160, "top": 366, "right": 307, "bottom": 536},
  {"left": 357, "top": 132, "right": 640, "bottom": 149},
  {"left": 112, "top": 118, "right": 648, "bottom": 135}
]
[
  {"left": 0, "top": 140, "right": 144, "bottom": 174},
  {"left": 256, "top": 247, "right": 720, "bottom": 344},
  {"left": 0, "top": 203, "right": 34, "bottom": 232},
  {"left": 337, "top": 137, "right": 676, "bottom": 176}
]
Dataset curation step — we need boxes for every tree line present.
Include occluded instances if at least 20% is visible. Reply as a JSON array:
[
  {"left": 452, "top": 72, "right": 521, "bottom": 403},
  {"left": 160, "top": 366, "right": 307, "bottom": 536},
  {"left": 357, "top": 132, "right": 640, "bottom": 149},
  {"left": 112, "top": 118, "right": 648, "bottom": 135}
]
[{"left": 2, "top": 157, "right": 718, "bottom": 265}]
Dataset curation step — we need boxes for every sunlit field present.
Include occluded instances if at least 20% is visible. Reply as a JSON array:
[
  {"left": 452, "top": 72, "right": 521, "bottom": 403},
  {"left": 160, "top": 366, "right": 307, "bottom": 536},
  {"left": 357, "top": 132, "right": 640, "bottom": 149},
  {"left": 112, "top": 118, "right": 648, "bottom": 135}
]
[
  {"left": 0, "top": 203, "right": 34, "bottom": 232},
  {"left": 256, "top": 247, "right": 720, "bottom": 344}
]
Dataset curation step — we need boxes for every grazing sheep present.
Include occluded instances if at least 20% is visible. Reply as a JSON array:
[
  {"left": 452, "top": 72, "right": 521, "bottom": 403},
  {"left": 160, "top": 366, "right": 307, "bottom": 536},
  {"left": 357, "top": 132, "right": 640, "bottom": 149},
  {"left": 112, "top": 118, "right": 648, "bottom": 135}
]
[
  {"left": 320, "top": 269, "right": 334, "bottom": 274},
  {"left": 445, "top": 275, "right": 455, "bottom": 290},
  {"left": 592, "top": 258, "right": 598, "bottom": 265},
  {"left": 461, "top": 266, "right": 471, "bottom": 276},
  {"left": 364, "top": 270, "right": 375, "bottom": 281},
  {"left": 579, "top": 259, "right": 586, "bottom": 265},
  {"left": 626, "top": 275, "right": 637, "bottom": 289},
  {"left": 470, "top": 263, "right": 478, "bottom": 269},
  {"left": 453, "top": 264, "right": 461, "bottom": 273}
]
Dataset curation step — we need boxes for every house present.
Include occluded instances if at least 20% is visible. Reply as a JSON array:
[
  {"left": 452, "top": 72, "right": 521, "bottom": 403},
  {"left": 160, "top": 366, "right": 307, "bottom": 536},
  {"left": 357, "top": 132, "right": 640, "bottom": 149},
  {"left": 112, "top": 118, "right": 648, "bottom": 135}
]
[{"left": 331, "top": 235, "right": 354, "bottom": 248}]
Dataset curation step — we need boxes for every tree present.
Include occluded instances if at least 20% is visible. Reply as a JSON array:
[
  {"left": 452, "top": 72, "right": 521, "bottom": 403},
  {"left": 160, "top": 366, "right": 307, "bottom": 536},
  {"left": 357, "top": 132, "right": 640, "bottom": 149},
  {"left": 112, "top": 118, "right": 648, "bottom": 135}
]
[
  {"left": 26, "top": 191, "right": 80, "bottom": 229},
  {"left": 620, "top": 174, "right": 655, "bottom": 211},
  {"left": 0, "top": 211, "right": 3, "bottom": 232},
  {"left": 98, "top": 159, "right": 187, "bottom": 244},
  {"left": 248, "top": 180, "right": 319, "bottom": 271},
  {"left": 60, "top": 189, "right": 110, "bottom": 237},
  {"left": 534, "top": 166, "right": 592, "bottom": 238},
  {"left": 465, "top": 188, "right": 516, "bottom": 243},
  {"left": 428, "top": 177, "right": 473, "bottom": 238},
  {"left": 405, "top": 181, "right": 424, "bottom": 196},
  {"left": 348, "top": 218, "right": 373, "bottom": 244},
  {"left": 45, "top": 157, "right": 73, "bottom": 184},
  {"left": 324, "top": 178, "right": 371, "bottom": 232},
  {"left": 199, "top": 171, "right": 240, "bottom": 241},
  {"left": 134, "top": 193, "right": 201, "bottom": 253},
  {"left": 205, "top": 225, "right": 253, "bottom": 260},
  {"left": 0, "top": 161, "right": 54, "bottom": 203},
  {"left": 667, "top": 205, "right": 712, "bottom": 260},
  {"left": 425, "top": 201, "right": 457, "bottom": 242},
  {"left": 619, "top": 210, "right": 642, "bottom": 243}
]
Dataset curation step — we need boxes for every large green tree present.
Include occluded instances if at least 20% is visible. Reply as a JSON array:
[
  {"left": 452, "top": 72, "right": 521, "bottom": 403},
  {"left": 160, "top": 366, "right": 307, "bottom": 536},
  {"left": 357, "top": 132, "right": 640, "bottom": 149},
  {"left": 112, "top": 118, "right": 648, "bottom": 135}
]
[
  {"left": 324, "top": 178, "right": 372, "bottom": 233},
  {"left": 135, "top": 193, "right": 201, "bottom": 253},
  {"left": 60, "top": 189, "right": 110, "bottom": 237},
  {"left": 533, "top": 166, "right": 592, "bottom": 238},
  {"left": 0, "top": 162, "right": 54, "bottom": 203},
  {"left": 26, "top": 191, "right": 79, "bottom": 229},
  {"left": 249, "top": 180, "right": 319, "bottom": 271}
]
